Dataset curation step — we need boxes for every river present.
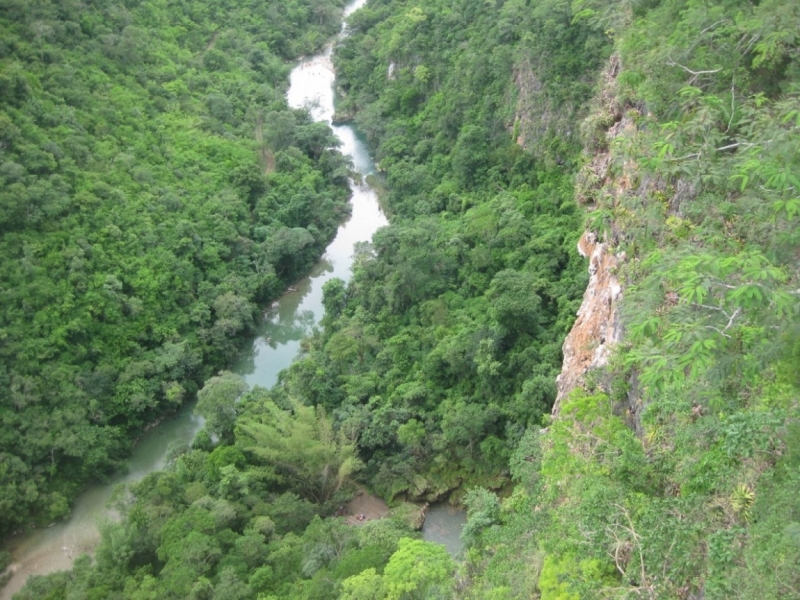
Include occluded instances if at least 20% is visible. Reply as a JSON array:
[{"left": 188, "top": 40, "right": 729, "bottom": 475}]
[{"left": 1, "top": 1, "right": 383, "bottom": 596}]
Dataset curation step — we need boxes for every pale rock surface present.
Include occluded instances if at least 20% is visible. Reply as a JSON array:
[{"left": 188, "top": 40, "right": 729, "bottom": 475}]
[{"left": 553, "top": 231, "right": 624, "bottom": 414}]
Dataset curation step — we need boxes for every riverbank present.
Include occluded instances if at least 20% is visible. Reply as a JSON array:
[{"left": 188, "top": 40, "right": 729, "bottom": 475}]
[
  {"left": 1, "top": 1, "right": 381, "bottom": 597},
  {"left": 341, "top": 489, "right": 466, "bottom": 558}
]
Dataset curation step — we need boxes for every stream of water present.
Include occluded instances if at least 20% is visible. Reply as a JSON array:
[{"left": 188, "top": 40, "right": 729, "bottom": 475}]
[{"left": 1, "top": 2, "right": 383, "bottom": 596}]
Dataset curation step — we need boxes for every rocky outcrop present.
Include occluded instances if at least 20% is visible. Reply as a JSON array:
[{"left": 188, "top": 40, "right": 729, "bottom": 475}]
[
  {"left": 553, "top": 231, "right": 623, "bottom": 414},
  {"left": 552, "top": 52, "right": 677, "bottom": 430},
  {"left": 512, "top": 58, "right": 578, "bottom": 158},
  {"left": 553, "top": 54, "right": 630, "bottom": 415}
]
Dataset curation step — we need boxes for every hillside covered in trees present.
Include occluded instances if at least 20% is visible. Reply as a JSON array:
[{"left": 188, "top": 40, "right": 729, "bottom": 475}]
[
  {"left": 459, "top": 0, "right": 800, "bottom": 598},
  {"left": 0, "top": 0, "right": 351, "bottom": 533},
  {"left": 8, "top": 0, "right": 800, "bottom": 598}
]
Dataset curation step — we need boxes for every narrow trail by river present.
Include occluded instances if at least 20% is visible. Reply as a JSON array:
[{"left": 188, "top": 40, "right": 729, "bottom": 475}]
[{"left": 1, "top": 1, "right": 383, "bottom": 596}]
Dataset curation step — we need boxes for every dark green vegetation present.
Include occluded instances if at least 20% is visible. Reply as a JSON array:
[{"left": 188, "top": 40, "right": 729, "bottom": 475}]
[
  {"left": 302, "top": 0, "right": 607, "bottom": 501},
  {"left": 15, "top": 0, "right": 605, "bottom": 596},
  {"left": 15, "top": 383, "right": 456, "bottom": 600},
  {"left": 12, "top": 0, "right": 800, "bottom": 597},
  {"left": 460, "top": 0, "right": 800, "bottom": 598},
  {"left": 0, "top": 0, "right": 351, "bottom": 532}
]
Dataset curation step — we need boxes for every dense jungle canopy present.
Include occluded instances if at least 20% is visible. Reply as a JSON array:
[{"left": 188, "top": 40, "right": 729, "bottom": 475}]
[
  {"left": 0, "top": 0, "right": 350, "bottom": 532},
  {"left": 4, "top": 0, "right": 800, "bottom": 597}
]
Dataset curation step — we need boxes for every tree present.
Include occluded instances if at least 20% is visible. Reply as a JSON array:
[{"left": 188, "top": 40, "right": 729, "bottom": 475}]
[
  {"left": 487, "top": 269, "right": 542, "bottom": 338},
  {"left": 236, "top": 396, "right": 363, "bottom": 504},
  {"left": 382, "top": 538, "right": 455, "bottom": 600},
  {"left": 461, "top": 488, "right": 501, "bottom": 548},
  {"left": 195, "top": 372, "right": 248, "bottom": 443},
  {"left": 0, "top": 0, "right": 352, "bottom": 534},
  {"left": 452, "top": 125, "right": 490, "bottom": 188},
  {"left": 322, "top": 278, "right": 349, "bottom": 324},
  {"left": 340, "top": 568, "right": 386, "bottom": 600}
]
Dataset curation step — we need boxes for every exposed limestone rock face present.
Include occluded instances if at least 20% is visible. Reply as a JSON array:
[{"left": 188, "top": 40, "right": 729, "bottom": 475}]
[
  {"left": 553, "top": 49, "right": 678, "bottom": 421},
  {"left": 512, "top": 58, "right": 579, "bottom": 157},
  {"left": 553, "top": 231, "right": 623, "bottom": 414},
  {"left": 553, "top": 53, "right": 630, "bottom": 415}
]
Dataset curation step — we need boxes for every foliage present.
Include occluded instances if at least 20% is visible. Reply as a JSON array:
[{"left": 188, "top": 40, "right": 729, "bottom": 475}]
[
  {"left": 269, "top": 0, "right": 605, "bottom": 503},
  {"left": 196, "top": 371, "right": 249, "bottom": 443},
  {"left": 338, "top": 538, "right": 456, "bottom": 600},
  {"left": 381, "top": 538, "right": 455, "bottom": 600},
  {"left": 13, "top": 0, "right": 800, "bottom": 597},
  {"left": 236, "top": 395, "right": 364, "bottom": 504},
  {"left": 15, "top": 382, "right": 415, "bottom": 599},
  {"left": 0, "top": 0, "right": 349, "bottom": 531},
  {"left": 461, "top": 0, "right": 800, "bottom": 597},
  {"left": 12, "top": 0, "right": 607, "bottom": 591}
]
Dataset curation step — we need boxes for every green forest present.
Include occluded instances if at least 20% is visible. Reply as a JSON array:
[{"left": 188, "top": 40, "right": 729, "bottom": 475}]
[
  {"left": 6, "top": 0, "right": 800, "bottom": 597},
  {"left": 0, "top": 0, "right": 351, "bottom": 532}
]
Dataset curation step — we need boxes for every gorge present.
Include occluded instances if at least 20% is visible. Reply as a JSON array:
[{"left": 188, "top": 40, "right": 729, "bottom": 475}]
[
  {"left": 3, "top": 0, "right": 800, "bottom": 597},
  {"left": 2, "top": 0, "right": 388, "bottom": 595}
]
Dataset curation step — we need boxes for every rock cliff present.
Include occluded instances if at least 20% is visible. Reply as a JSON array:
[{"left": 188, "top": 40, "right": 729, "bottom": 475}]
[
  {"left": 553, "top": 231, "right": 623, "bottom": 414},
  {"left": 552, "top": 54, "right": 630, "bottom": 415}
]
